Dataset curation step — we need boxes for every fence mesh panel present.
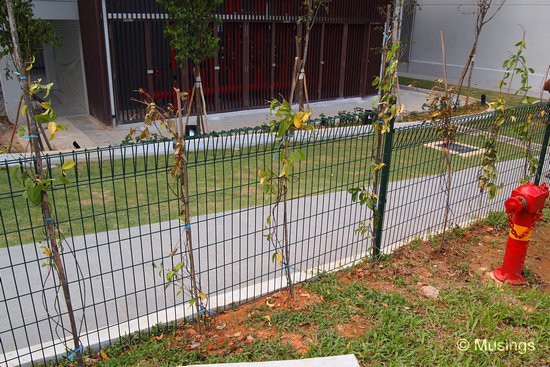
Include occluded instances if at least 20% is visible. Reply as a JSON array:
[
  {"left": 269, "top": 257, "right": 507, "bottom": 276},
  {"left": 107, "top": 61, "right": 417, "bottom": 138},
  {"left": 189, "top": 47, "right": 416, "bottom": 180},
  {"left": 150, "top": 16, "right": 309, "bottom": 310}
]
[{"left": 0, "top": 103, "right": 548, "bottom": 365}]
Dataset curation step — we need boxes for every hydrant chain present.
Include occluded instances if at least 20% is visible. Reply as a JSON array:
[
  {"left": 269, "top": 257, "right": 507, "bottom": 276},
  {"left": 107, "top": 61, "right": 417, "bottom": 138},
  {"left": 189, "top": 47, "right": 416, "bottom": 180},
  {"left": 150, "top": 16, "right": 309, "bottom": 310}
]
[{"left": 507, "top": 210, "right": 542, "bottom": 240}]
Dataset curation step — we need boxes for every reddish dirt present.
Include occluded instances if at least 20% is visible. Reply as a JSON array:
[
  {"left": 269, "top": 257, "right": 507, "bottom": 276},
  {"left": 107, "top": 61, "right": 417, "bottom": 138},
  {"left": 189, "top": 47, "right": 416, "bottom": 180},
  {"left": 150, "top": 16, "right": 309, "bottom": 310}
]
[
  {"left": 344, "top": 216, "right": 550, "bottom": 295},
  {"left": 0, "top": 118, "right": 24, "bottom": 152},
  {"left": 336, "top": 314, "right": 372, "bottom": 339},
  {"left": 161, "top": 287, "right": 326, "bottom": 357}
]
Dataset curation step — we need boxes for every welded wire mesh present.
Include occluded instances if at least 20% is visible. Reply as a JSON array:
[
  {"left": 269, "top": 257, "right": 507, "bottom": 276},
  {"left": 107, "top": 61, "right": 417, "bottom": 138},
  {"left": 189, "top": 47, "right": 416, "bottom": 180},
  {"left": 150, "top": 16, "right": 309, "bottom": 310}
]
[{"left": 0, "top": 103, "right": 548, "bottom": 366}]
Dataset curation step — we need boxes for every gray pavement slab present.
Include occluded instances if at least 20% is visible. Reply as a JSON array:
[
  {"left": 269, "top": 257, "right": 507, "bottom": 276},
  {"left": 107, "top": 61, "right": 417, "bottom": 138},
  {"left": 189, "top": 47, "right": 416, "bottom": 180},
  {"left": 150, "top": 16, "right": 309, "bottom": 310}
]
[{"left": 183, "top": 354, "right": 360, "bottom": 367}]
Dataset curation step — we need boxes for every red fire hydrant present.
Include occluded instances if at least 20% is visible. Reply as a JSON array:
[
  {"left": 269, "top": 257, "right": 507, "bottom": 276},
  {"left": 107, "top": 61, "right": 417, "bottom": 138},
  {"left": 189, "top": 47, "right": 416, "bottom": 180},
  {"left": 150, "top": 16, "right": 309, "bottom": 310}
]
[{"left": 493, "top": 183, "right": 548, "bottom": 284}]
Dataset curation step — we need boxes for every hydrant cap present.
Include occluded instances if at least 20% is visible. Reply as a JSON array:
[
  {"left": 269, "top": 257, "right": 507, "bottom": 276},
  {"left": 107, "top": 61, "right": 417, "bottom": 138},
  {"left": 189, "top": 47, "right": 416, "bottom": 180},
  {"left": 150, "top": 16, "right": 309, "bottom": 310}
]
[
  {"left": 510, "top": 183, "right": 549, "bottom": 214},
  {"left": 504, "top": 196, "right": 526, "bottom": 214}
]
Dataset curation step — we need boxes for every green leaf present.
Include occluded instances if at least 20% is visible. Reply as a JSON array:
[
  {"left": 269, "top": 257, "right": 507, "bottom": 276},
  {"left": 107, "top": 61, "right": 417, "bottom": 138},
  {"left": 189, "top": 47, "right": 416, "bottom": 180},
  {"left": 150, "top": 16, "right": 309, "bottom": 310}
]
[
  {"left": 166, "top": 270, "right": 176, "bottom": 281},
  {"left": 173, "top": 262, "right": 184, "bottom": 272},
  {"left": 58, "top": 175, "right": 71, "bottom": 185},
  {"left": 24, "top": 182, "right": 42, "bottom": 206},
  {"left": 294, "top": 149, "right": 306, "bottom": 161},
  {"left": 61, "top": 160, "right": 75, "bottom": 171},
  {"left": 12, "top": 166, "right": 22, "bottom": 185}
]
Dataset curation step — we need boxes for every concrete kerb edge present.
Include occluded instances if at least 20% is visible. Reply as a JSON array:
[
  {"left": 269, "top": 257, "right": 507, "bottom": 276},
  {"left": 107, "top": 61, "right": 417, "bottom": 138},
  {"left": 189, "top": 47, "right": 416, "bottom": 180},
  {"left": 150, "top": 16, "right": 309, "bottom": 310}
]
[{"left": 1, "top": 250, "right": 375, "bottom": 367}]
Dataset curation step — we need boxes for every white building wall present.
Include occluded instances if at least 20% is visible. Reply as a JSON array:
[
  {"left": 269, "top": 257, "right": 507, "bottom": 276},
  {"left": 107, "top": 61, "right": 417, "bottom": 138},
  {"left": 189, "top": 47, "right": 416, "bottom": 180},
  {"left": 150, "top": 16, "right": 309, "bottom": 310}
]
[
  {"left": 0, "top": 0, "right": 80, "bottom": 121},
  {"left": 399, "top": 0, "right": 550, "bottom": 97}
]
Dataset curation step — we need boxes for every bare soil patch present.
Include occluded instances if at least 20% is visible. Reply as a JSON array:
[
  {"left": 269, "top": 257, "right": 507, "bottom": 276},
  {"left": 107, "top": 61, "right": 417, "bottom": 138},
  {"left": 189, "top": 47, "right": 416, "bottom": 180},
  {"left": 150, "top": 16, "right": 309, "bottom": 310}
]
[{"left": 0, "top": 117, "right": 24, "bottom": 152}]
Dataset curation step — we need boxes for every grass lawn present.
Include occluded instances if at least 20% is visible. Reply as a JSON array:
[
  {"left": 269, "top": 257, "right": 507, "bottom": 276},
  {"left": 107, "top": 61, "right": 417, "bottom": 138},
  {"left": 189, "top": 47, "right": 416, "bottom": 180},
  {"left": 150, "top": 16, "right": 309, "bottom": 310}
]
[
  {"left": 0, "top": 116, "right": 539, "bottom": 246},
  {"left": 398, "top": 76, "right": 541, "bottom": 107},
  {"left": 58, "top": 205, "right": 550, "bottom": 367}
]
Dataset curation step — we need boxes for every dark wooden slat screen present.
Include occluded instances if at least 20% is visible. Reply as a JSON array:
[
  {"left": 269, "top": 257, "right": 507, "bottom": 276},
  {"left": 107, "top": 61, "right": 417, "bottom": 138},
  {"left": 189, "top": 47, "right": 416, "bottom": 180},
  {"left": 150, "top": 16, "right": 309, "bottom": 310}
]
[{"left": 103, "top": 0, "right": 389, "bottom": 123}]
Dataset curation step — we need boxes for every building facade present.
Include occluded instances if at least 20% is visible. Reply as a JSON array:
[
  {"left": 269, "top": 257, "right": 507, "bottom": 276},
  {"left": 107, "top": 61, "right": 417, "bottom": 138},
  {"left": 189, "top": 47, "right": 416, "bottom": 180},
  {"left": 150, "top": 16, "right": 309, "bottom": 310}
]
[
  {"left": 1, "top": 0, "right": 390, "bottom": 126},
  {"left": 399, "top": 0, "right": 550, "bottom": 97}
]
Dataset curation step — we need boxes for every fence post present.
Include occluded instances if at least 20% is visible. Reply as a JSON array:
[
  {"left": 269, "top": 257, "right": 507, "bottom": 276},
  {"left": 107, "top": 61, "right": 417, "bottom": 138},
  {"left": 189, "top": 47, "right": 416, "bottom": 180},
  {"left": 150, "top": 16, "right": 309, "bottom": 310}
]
[
  {"left": 373, "top": 118, "right": 395, "bottom": 259},
  {"left": 534, "top": 115, "right": 550, "bottom": 185}
]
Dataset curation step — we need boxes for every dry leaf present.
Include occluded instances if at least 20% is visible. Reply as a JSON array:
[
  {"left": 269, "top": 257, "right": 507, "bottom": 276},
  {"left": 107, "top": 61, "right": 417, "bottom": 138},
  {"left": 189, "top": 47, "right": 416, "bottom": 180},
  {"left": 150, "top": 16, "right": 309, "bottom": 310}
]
[{"left": 100, "top": 349, "right": 110, "bottom": 361}]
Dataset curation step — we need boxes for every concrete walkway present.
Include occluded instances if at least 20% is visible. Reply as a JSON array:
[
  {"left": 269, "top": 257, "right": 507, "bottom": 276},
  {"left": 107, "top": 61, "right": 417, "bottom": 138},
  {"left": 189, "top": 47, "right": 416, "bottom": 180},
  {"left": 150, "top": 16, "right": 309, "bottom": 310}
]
[
  {"left": 2, "top": 154, "right": 544, "bottom": 366},
  {"left": 184, "top": 355, "right": 360, "bottom": 367},
  {"left": 19, "top": 90, "right": 430, "bottom": 151}
]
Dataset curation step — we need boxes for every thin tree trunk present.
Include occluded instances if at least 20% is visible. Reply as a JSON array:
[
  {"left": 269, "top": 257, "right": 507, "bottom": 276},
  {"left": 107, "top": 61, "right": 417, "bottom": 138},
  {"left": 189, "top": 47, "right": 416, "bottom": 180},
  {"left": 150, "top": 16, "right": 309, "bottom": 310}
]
[
  {"left": 282, "top": 143, "right": 294, "bottom": 299},
  {"left": 440, "top": 31, "right": 452, "bottom": 236},
  {"left": 455, "top": 37, "right": 479, "bottom": 104},
  {"left": 5, "top": 0, "right": 82, "bottom": 365},
  {"left": 289, "top": 57, "right": 300, "bottom": 107},
  {"left": 194, "top": 66, "right": 204, "bottom": 134},
  {"left": 465, "top": 52, "right": 477, "bottom": 105},
  {"left": 176, "top": 89, "right": 203, "bottom": 330},
  {"left": 296, "top": 18, "right": 312, "bottom": 111}
]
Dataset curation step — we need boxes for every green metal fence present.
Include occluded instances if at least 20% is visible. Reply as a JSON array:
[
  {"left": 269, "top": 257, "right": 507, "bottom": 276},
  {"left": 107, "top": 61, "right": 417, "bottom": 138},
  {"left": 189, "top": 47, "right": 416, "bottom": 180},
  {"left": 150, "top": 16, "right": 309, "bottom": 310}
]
[{"left": 0, "top": 103, "right": 548, "bottom": 365}]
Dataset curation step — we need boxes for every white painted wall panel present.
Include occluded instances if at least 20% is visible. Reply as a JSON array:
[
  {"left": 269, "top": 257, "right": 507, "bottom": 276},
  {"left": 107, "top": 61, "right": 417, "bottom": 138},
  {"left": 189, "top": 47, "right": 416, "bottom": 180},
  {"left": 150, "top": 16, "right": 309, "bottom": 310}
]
[{"left": 399, "top": 0, "right": 550, "bottom": 97}]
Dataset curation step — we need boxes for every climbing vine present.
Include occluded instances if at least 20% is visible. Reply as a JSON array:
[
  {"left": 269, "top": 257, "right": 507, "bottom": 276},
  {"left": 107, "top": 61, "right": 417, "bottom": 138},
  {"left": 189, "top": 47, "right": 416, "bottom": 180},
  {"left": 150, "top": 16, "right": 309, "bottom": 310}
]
[
  {"left": 258, "top": 99, "right": 313, "bottom": 299},
  {"left": 348, "top": 6, "right": 402, "bottom": 246},
  {"left": 129, "top": 88, "right": 209, "bottom": 329},
  {"left": 5, "top": 0, "right": 84, "bottom": 364},
  {"left": 478, "top": 30, "right": 539, "bottom": 198}
]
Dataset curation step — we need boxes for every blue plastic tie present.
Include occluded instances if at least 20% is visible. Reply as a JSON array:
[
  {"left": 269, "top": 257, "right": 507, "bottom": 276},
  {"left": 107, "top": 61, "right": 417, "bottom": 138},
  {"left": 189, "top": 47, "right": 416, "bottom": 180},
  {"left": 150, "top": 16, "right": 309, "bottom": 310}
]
[
  {"left": 198, "top": 305, "right": 215, "bottom": 316},
  {"left": 22, "top": 134, "right": 39, "bottom": 139},
  {"left": 184, "top": 223, "right": 191, "bottom": 231},
  {"left": 67, "top": 343, "right": 83, "bottom": 361},
  {"left": 282, "top": 262, "right": 292, "bottom": 270},
  {"left": 20, "top": 75, "right": 27, "bottom": 81},
  {"left": 44, "top": 217, "right": 53, "bottom": 222}
]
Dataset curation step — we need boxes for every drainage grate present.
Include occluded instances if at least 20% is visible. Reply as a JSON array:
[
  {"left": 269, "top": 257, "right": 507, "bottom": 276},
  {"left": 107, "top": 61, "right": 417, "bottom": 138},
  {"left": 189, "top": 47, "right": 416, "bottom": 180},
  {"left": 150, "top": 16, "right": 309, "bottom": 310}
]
[{"left": 435, "top": 142, "right": 478, "bottom": 154}]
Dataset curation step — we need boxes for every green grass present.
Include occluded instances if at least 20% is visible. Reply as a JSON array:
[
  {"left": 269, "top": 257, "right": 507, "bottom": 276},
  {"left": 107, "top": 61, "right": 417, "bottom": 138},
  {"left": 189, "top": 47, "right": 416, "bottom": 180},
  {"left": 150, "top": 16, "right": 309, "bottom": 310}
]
[
  {"left": 0, "top": 114, "right": 539, "bottom": 246},
  {"left": 399, "top": 76, "right": 538, "bottom": 107},
  {"left": 69, "top": 271, "right": 549, "bottom": 367}
]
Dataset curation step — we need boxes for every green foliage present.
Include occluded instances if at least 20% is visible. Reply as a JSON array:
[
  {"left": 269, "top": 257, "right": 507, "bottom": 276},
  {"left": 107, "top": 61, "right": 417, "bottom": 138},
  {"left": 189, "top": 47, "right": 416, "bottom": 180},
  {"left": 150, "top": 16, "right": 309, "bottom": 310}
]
[
  {"left": 156, "top": 0, "right": 221, "bottom": 66},
  {"left": 259, "top": 99, "right": 312, "bottom": 292},
  {"left": 479, "top": 32, "right": 540, "bottom": 196},
  {"left": 15, "top": 61, "right": 61, "bottom": 138},
  {"left": 298, "top": 0, "right": 331, "bottom": 27},
  {"left": 484, "top": 211, "right": 508, "bottom": 230},
  {"left": 258, "top": 99, "right": 312, "bottom": 196},
  {"left": 13, "top": 159, "right": 75, "bottom": 206},
  {"left": 349, "top": 23, "right": 401, "bottom": 243},
  {"left": 372, "top": 41, "right": 402, "bottom": 135},
  {"left": 0, "top": 0, "right": 57, "bottom": 63}
]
